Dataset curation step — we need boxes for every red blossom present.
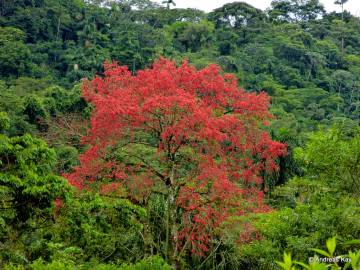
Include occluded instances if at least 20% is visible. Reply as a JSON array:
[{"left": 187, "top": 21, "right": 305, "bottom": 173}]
[{"left": 54, "top": 198, "right": 63, "bottom": 209}]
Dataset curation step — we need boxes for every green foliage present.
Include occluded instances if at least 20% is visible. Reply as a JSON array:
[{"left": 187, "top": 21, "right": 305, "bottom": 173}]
[
  {"left": 0, "top": 27, "right": 30, "bottom": 77},
  {"left": 55, "top": 145, "right": 79, "bottom": 173},
  {"left": 117, "top": 255, "right": 171, "bottom": 270},
  {"left": 23, "top": 95, "right": 49, "bottom": 131},
  {"left": 277, "top": 237, "right": 360, "bottom": 270},
  {"left": 235, "top": 189, "right": 359, "bottom": 269},
  {"left": 294, "top": 126, "right": 360, "bottom": 193},
  {"left": 0, "top": 132, "right": 71, "bottom": 266},
  {"left": 3, "top": 255, "right": 170, "bottom": 270},
  {"left": 231, "top": 125, "right": 360, "bottom": 269},
  {"left": 43, "top": 84, "right": 86, "bottom": 115},
  {"left": 17, "top": 255, "right": 170, "bottom": 270},
  {"left": 269, "top": 0, "right": 325, "bottom": 23},
  {"left": 0, "top": 134, "right": 70, "bottom": 208},
  {"left": 50, "top": 192, "right": 146, "bottom": 264},
  {"left": 165, "top": 20, "right": 214, "bottom": 53},
  {"left": 0, "top": 112, "right": 10, "bottom": 132}
]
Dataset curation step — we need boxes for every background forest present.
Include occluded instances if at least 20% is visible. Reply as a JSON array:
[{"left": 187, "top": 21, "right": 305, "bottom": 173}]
[{"left": 0, "top": 0, "right": 359, "bottom": 269}]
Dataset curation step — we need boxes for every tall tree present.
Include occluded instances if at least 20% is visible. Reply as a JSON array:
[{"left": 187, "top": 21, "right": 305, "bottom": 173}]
[
  {"left": 65, "top": 58, "right": 286, "bottom": 267},
  {"left": 334, "top": 0, "right": 348, "bottom": 21},
  {"left": 162, "top": 0, "right": 175, "bottom": 10},
  {"left": 334, "top": 0, "right": 348, "bottom": 54}
]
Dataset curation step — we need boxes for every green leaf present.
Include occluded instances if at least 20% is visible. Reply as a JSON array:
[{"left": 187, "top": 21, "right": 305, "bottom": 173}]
[
  {"left": 294, "top": 261, "right": 311, "bottom": 269},
  {"left": 276, "top": 253, "right": 293, "bottom": 270},
  {"left": 326, "top": 237, "right": 336, "bottom": 255},
  {"left": 276, "top": 261, "right": 289, "bottom": 270},
  {"left": 343, "top": 239, "right": 360, "bottom": 245},
  {"left": 310, "top": 248, "right": 331, "bottom": 257},
  {"left": 348, "top": 250, "right": 360, "bottom": 269},
  {"left": 311, "top": 264, "right": 328, "bottom": 270},
  {"left": 284, "top": 252, "right": 292, "bottom": 266}
]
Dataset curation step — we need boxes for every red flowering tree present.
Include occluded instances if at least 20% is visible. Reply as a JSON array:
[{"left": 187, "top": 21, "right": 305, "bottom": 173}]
[{"left": 65, "top": 58, "right": 286, "bottom": 265}]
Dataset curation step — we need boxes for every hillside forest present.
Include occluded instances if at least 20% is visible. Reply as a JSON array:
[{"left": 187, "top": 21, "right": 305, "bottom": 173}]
[{"left": 0, "top": 0, "right": 359, "bottom": 269}]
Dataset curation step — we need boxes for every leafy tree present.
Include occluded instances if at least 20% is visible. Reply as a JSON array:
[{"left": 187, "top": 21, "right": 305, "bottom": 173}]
[
  {"left": 0, "top": 130, "right": 71, "bottom": 265},
  {"left": 165, "top": 20, "right": 214, "bottom": 53},
  {"left": 331, "top": 69, "right": 356, "bottom": 113},
  {"left": 136, "top": 8, "right": 205, "bottom": 29},
  {"left": 269, "top": 0, "right": 325, "bottom": 23},
  {"left": 109, "top": 23, "right": 165, "bottom": 73},
  {"left": 0, "top": 27, "right": 30, "bottom": 77},
  {"left": 334, "top": 0, "right": 348, "bottom": 54},
  {"left": 209, "top": 2, "right": 265, "bottom": 29},
  {"left": 162, "top": 0, "right": 175, "bottom": 10},
  {"left": 294, "top": 126, "right": 360, "bottom": 193},
  {"left": 334, "top": 0, "right": 349, "bottom": 20},
  {"left": 65, "top": 59, "right": 286, "bottom": 267},
  {"left": 209, "top": 2, "right": 266, "bottom": 45}
]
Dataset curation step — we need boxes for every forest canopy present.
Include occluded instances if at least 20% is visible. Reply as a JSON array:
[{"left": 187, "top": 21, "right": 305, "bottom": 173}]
[{"left": 0, "top": 0, "right": 359, "bottom": 269}]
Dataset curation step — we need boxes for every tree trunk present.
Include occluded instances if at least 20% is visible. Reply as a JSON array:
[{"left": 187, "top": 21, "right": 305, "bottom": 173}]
[
  {"left": 57, "top": 17, "right": 61, "bottom": 41},
  {"left": 341, "top": 4, "right": 344, "bottom": 54},
  {"left": 170, "top": 191, "right": 181, "bottom": 270},
  {"left": 171, "top": 168, "right": 181, "bottom": 269},
  {"left": 164, "top": 162, "right": 181, "bottom": 269}
]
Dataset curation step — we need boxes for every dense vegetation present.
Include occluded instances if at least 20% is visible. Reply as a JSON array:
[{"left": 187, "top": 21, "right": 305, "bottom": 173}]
[{"left": 0, "top": 0, "right": 359, "bottom": 269}]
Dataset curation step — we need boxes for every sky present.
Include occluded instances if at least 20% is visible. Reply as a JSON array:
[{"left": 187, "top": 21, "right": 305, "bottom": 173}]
[{"left": 155, "top": 0, "right": 360, "bottom": 16}]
